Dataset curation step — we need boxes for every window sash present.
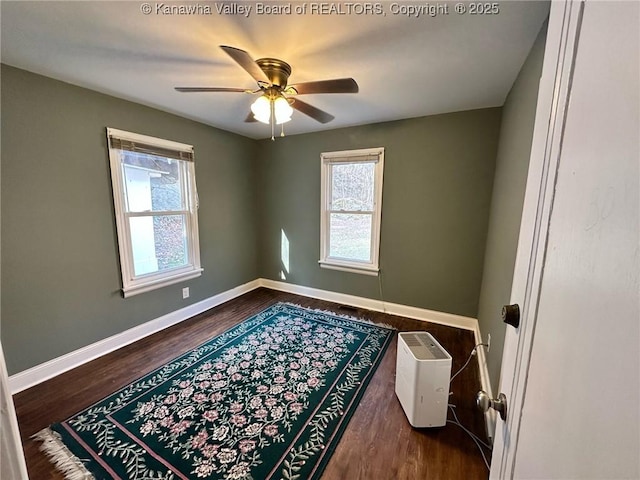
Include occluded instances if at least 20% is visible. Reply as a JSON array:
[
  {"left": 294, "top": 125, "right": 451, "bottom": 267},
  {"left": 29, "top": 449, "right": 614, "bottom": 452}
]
[
  {"left": 326, "top": 211, "right": 374, "bottom": 263},
  {"left": 120, "top": 151, "right": 191, "bottom": 213},
  {"left": 327, "top": 160, "right": 376, "bottom": 212},
  {"left": 107, "top": 128, "right": 202, "bottom": 297},
  {"left": 125, "top": 212, "right": 192, "bottom": 278}
]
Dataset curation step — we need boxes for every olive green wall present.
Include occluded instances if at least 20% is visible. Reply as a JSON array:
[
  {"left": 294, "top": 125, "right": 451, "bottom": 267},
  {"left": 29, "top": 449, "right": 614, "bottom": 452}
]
[
  {"left": 477, "top": 22, "right": 548, "bottom": 391},
  {"left": 1, "top": 65, "right": 503, "bottom": 377},
  {"left": 1, "top": 65, "right": 259, "bottom": 375},
  {"left": 256, "top": 109, "right": 502, "bottom": 317}
]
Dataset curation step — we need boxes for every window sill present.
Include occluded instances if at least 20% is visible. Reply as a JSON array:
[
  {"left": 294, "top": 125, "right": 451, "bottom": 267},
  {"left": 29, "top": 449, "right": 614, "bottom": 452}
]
[
  {"left": 122, "top": 268, "right": 203, "bottom": 298},
  {"left": 318, "top": 261, "right": 379, "bottom": 276}
]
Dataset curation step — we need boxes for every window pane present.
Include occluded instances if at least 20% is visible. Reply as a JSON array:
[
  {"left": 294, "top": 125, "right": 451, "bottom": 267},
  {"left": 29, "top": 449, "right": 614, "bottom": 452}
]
[
  {"left": 330, "top": 162, "right": 375, "bottom": 211},
  {"left": 129, "top": 215, "right": 188, "bottom": 276},
  {"left": 329, "top": 213, "right": 372, "bottom": 262},
  {"left": 123, "top": 152, "right": 184, "bottom": 212}
]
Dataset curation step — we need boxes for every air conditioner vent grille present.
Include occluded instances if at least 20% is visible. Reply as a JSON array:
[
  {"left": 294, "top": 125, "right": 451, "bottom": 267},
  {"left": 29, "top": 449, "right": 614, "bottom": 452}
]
[
  {"left": 403, "top": 334, "right": 423, "bottom": 347},
  {"left": 399, "top": 332, "right": 449, "bottom": 361}
]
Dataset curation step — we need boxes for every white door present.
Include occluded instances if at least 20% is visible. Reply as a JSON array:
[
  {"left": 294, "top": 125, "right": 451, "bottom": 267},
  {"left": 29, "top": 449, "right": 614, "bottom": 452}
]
[{"left": 490, "top": 1, "right": 640, "bottom": 478}]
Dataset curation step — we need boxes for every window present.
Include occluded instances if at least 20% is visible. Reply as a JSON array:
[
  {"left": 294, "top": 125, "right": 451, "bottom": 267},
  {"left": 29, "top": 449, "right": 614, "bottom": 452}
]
[
  {"left": 320, "top": 147, "right": 384, "bottom": 275},
  {"left": 107, "top": 128, "right": 202, "bottom": 297}
]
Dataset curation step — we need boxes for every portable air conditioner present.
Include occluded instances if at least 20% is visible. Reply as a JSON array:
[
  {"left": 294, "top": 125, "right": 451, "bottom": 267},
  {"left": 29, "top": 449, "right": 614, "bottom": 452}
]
[{"left": 395, "top": 331, "right": 452, "bottom": 428}]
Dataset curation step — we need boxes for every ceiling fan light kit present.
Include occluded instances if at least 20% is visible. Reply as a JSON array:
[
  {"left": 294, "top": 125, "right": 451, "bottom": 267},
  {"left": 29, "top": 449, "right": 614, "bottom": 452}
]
[
  {"left": 250, "top": 86, "right": 293, "bottom": 125},
  {"left": 175, "top": 45, "right": 359, "bottom": 140}
]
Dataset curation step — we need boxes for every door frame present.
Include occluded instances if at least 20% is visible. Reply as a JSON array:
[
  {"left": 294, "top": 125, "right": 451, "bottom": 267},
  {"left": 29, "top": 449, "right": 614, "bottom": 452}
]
[
  {"left": 1, "top": 342, "right": 30, "bottom": 479},
  {"left": 490, "top": 0, "right": 585, "bottom": 478}
]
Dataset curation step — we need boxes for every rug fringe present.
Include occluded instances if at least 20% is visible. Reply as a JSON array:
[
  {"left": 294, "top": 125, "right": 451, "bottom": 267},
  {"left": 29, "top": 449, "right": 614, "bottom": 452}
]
[
  {"left": 281, "top": 302, "right": 397, "bottom": 330},
  {"left": 33, "top": 428, "right": 94, "bottom": 480}
]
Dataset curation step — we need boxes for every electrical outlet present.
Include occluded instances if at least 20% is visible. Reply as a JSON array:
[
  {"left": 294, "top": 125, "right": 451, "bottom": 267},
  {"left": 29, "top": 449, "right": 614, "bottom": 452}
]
[
  {"left": 487, "top": 333, "right": 491, "bottom": 352},
  {"left": 182, "top": 287, "right": 189, "bottom": 299}
]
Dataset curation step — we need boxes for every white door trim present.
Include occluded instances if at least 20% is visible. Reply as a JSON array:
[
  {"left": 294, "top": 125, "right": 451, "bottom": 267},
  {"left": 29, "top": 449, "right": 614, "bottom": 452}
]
[
  {"left": 1, "top": 342, "right": 30, "bottom": 479},
  {"left": 490, "top": 1, "right": 585, "bottom": 477}
]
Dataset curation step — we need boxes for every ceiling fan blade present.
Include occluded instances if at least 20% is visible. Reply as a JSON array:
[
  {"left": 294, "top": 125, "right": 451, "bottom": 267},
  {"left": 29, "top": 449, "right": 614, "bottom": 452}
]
[
  {"left": 220, "top": 45, "right": 270, "bottom": 84},
  {"left": 291, "top": 98, "right": 335, "bottom": 124},
  {"left": 175, "top": 87, "right": 248, "bottom": 93},
  {"left": 244, "top": 112, "right": 257, "bottom": 123},
  {"left": 287, "top": 78, "right": 359, "bottom": 95}
]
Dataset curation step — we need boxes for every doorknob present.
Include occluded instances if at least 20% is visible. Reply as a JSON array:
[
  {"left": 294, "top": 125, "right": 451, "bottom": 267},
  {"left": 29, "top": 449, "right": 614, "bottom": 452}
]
[
  {"left": 476, "top": 390, "right": 508, "bottom": 421},
  {"left": 502, "top": 304, "right": 520, "bottom": 329}
]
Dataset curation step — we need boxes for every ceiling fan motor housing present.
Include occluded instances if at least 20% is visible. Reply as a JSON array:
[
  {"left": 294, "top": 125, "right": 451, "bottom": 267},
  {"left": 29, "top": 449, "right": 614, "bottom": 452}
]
[{"left": 256, "top": 58, "right": 292, "bottom": 88}]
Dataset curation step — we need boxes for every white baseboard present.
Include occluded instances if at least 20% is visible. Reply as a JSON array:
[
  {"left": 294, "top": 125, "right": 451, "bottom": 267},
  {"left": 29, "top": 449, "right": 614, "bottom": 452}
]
[
  {"left": 8, "top": 279, "right": 261, "bottom": 394},
  {"left": 10, "top": 274, "right": 495, "bottom": 439},
  {"left": 260, "top": 278, "right": 495, "bottom": 439},
  {"left": 259, "top": 278, "right": 478, "bottom": 331}
]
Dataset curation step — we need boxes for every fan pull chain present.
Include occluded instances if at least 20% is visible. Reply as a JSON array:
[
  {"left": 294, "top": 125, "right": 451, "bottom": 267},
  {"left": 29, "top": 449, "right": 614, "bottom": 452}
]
[
  {"left": 281, "top": 123, "right": 285, "bottom": 137},
  {"left": 271, "top": 100, "right": 275, "bottom": 141}
]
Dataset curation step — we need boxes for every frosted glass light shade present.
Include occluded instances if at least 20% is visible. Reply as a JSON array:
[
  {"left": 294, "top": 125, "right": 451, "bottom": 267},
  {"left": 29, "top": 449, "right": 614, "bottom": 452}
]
[
  {"left": 274, "top": 96, "right": 293, "bottom": 124},
  {"left": 251, "top": 96, "right": 271, "bottom": 124}
]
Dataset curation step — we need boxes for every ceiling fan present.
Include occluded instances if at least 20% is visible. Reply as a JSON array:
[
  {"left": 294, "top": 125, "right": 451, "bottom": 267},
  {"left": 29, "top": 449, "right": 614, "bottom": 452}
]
[{"left": 175, "top": 45, "right": 359, "bottom": 138}]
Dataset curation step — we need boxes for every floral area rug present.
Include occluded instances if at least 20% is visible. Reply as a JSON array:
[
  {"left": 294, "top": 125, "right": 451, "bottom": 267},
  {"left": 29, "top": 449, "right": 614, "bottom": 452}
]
[{"left": 35, "top": 302, "right": 394, "bottom": 480}]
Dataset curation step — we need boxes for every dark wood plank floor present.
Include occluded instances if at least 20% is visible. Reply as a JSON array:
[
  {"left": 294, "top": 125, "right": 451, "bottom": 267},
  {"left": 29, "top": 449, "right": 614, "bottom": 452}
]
[{"left": 13, "top": 288, "right": 491, "bottom": 479}]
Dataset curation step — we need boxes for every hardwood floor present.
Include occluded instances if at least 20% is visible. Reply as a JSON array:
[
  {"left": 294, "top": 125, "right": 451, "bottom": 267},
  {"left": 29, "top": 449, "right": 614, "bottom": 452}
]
[{"left": 13, "top": 288, "right": 491, "bottom": 479}]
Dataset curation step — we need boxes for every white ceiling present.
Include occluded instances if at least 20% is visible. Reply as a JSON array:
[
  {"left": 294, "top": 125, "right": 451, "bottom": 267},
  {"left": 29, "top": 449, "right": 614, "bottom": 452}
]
[{"left": 1, "top": 1, "right": 549, "bottom": 139}]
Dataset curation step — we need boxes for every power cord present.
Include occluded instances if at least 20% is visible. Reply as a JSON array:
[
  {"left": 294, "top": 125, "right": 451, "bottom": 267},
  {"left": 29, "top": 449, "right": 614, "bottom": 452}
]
[
  {"left": 377, "top": 264, "right": 387, "bottom": 314},
  {"left": 449, "top": 343, "right": 488, "bottom": 384},
  {"left": 447, "top": 342, "right": 492, "bottom": 470},
  {"left": 448, "top": 404, "right": 492, "bottom": 470}
]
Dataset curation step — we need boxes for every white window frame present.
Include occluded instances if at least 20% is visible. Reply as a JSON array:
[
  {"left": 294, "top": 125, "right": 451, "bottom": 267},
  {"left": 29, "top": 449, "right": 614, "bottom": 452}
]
[
  {"left": 319, "top": 147, "right": 385, "bottom": 276},
  {"left": 107, "top": 128, "right": 203, "bottom": 297}
]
